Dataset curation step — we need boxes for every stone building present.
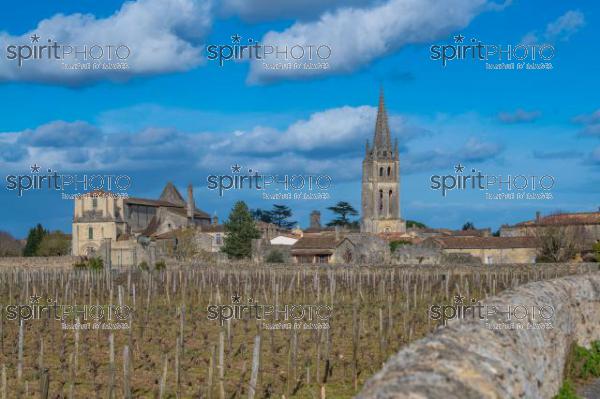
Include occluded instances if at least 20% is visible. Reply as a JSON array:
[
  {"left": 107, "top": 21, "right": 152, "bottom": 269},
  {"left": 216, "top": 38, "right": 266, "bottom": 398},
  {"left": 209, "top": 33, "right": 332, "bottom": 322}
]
[
  {"left": 500, "top": 209, "right": 600, "bottom": 251},
  {"left": 421, "top": 236, "right": 538, "bottom": 264},
  {"left": 361, "top": 89, "right": 406, "bottom": 234},
  {"left": 290, "top": 232, "right": 389, "bottom": 264},
  {"left": 72, "top": 182, "right": 211, "bottom": 265}
]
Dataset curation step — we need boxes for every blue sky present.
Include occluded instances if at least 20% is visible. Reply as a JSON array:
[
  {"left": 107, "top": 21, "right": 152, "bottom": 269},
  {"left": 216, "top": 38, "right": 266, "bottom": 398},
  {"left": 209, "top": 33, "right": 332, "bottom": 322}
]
[{"left": 0, "top": 0, "right": 598, "bottom": 238}]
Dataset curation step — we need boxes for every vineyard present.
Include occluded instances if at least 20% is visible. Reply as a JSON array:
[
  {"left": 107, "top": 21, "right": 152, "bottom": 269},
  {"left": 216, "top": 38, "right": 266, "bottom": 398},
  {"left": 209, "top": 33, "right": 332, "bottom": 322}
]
[{"left": 0, "top": 263, "right": 595, "bottom": 398}]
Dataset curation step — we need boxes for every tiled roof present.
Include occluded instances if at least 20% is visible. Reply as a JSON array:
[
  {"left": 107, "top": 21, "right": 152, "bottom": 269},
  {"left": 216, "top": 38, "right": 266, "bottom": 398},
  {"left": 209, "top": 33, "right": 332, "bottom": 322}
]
[
  {"left": 515, "top": 212, "right": 600, "bottom": 227},
  {"left": 141, "top": 215, "right": 160, "bottom": 236},
  {"left": 201, "top": 224, "right": 225, "bottom": 233},
  {"left": 291, "top": 236, "right": 337, "bottom": 250},
  {"left": 125, "top": 197, "right": 177, "bottom": 207},
  {"left": 429, "top": 236, "right": 537, "bottom": 249},
  {"left": 447, "top": 229, "right": 491, "bottom": 237}
]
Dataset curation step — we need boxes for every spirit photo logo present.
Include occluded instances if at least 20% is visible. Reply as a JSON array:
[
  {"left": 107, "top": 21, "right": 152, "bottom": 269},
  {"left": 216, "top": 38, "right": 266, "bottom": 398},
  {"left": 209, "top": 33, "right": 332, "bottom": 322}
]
[
  {"left": 429, "top": 295, "right": 554, "bottom": 330},
  {"left": 206, "top": 33, "right": 331, "bottom": 69},
  {"left": 4, "top": 33, "right": 130, "bottom": 67},
  {"left": 3, "top": 295, "right": 132, "bottom": 323},
  {"left": 430, "top": 163, "right": 554, "bottom": 200},
  {"left": 207, "top": 294, "right": 333, "bottom": 327},
  {"left": 430, "top": 34, "right": 555, "bottom": 71},
  {"left": 4, "top": 163, "right": 132, "bottom": 197},
  {"left": 206, "top": 163, "right": 331, "bottom": 200}
]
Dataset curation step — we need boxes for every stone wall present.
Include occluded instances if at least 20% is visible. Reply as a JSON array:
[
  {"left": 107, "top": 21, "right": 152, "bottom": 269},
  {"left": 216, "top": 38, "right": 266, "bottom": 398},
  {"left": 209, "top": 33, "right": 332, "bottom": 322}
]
[
  {"left": 0, "top": 256, "right": 78, "bottom": 269},
  {"left": 357, "top": 271, "right": 600, "bottom": 399}
]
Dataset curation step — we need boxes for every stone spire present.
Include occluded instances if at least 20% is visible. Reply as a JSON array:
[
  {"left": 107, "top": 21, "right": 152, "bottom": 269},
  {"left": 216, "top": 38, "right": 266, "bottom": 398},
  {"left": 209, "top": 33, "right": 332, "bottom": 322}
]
[{"left": 373, "top": 87, "right": 392, "bottom": 152}]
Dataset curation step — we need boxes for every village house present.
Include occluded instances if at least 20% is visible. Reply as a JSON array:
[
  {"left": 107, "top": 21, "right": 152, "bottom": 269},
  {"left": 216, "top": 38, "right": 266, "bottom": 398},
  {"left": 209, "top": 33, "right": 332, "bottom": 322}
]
[
  {"left": 500, "top": 209, "right": 600, "bottom": 254},
  {"left": 421, "top": 236, "right": 538, "bottom": 264}
]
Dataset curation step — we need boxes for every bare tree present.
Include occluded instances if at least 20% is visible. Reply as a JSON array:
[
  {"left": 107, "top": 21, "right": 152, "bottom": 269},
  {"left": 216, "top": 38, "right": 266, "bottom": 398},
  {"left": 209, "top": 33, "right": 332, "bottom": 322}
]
[
  {"left": 0, "top": 231, "right": 23, "bottom": 257},
  {"left": 535, "top": 225, "right": 583, "bottom": 262}
]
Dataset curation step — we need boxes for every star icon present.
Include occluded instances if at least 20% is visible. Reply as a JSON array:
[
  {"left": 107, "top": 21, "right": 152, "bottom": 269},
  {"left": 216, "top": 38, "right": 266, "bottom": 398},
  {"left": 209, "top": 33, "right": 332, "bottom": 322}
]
[
  {"left": 231, "top": 294, "right": 241, "bottom": 304},
  {"left": 231, "top": 164, "right": 241, "bottom": 173},
  {"left": 454, "top": 294, "right": 465, "bottom": 304},
  {"left": 30, "top": 294, "right": 41, "bottom": 304},
  {"left": 30, "top": 34, "right": 40, "bottom": 43},
  {"left": 453, "top": 34, "right": 465, "bottom": 43},
  {"left": 30, "top": 164, "right": 41, "bottom": 173},
  {"left": 231, "top": 34, "right": 241, "bottom": 44},
  {"left": 454, "top": 163, "right": 465, "bottom": 173}
]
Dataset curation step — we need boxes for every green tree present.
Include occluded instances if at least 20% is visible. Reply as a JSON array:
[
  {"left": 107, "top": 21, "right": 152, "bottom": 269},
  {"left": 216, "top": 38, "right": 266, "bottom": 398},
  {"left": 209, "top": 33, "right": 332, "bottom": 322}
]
[
  {"left": 23, "top": 223, "right": 47, "bottom": 256},
  {"left": 462, "top": 222, "right": 476, "bottom": 231},
  {"left": 37, "top": 231, "right": 71, "bottom": 256},
  {"left": 251, "top": 208, "right": 273, "bottom": 224},
  {"left": 269, "top": 204, "right": 295, "bottom": 229},
  {"left": 406, "top": 220, "right": 427, "bottom": 229},
  {"left": 222, "top": 201, "right": 261, "bottom": 259},
  {"left": 326, "top": 201, "right": 359, "bottom": 227},
  {"left": 265, "top": 250, "right": 285, "bottom": 263}
]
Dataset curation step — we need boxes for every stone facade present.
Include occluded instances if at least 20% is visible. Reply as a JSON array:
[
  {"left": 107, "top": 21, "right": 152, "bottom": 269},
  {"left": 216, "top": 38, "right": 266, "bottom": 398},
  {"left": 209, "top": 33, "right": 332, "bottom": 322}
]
[
  {"left": 72, "top": 183, "right": 211, "bottom": 266},
  {"left": 290, "top": 232, "right": 389, "bottom": 264},
  {"left": 361, "top": 89, "right": 406, "bottom": 234},
  {"left": 422, "top": 236, "right": 538, "bottom": 264},
  {"left": 500, "top": 209, "right": 600, "bottom": 251}
]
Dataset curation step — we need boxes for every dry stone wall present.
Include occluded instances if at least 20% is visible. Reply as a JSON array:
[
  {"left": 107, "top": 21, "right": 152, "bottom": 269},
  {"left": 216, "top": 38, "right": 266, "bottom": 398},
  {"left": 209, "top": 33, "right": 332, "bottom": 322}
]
[{"left": 357, "top": 272, "right": 600, "bottom": 399}]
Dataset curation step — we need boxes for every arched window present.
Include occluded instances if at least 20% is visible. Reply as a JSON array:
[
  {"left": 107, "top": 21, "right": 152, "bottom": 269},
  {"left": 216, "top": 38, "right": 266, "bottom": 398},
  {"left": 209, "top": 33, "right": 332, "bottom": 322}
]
[
  {"left": 389, "top": 190, "right": 393, "bottom": 214},
  {"left": 379, "top": 167, "right": 383, "bottom": 177},
  {"left": 387, "top": 166, "right": 391, "bottom": 176},
  {"left": 378, "top": 189, "right": 383, "bottom": 212}
]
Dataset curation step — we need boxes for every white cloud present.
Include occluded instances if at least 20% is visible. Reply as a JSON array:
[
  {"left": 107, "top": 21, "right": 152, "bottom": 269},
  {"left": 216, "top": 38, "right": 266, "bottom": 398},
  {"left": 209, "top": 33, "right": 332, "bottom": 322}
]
[
  {"left": 573, "top": 109, "right": 600, "bottom": 138},
  {"left": 0, "top": 104, "right": 431, "bottom": 178},
  {"left": 521, "top": 10, "right": 585, "bottom": 44},
  {"left": 0, "top": 0, "right": 212, "bottom": 85},
  {"left": 248, "top": 0, "right": 490, "bottom": 83}
]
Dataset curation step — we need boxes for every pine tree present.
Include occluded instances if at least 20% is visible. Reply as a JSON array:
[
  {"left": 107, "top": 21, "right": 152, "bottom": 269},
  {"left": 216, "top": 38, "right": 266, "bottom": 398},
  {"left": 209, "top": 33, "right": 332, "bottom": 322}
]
[
  {"left": 222, "top": 201, "right": 261, "bottom": 259},
  {"left": 23, "top": 223, "right": 47, "bottom": 256},
  {"left": 326, "top": 201, "right": 359, "bottom": 227}
]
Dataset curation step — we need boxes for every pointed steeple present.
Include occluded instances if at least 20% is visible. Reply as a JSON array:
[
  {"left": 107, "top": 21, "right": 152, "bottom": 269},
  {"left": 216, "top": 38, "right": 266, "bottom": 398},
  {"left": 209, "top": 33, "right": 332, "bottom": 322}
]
[{"left": 373, "top": 86, "right": 392, "bottom": 153}]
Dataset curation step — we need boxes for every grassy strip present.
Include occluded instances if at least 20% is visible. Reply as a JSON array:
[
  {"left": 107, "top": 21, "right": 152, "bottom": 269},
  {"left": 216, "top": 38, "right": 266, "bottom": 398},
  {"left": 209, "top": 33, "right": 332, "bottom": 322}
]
[{"left": 555, "top": 341, "right": 600, "bottom": 399}]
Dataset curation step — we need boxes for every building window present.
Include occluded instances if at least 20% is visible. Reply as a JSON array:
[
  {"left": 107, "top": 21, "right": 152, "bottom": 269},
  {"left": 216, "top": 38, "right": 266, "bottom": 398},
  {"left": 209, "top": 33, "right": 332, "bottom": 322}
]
[
  {"left": 379, "top": 167, "right": 383, "bottom": 176},
  {"left": 92, "top": 198, "right": 98, "bottom": 208},
  {"left": 316, "top": 255, "right": 329, "bottom": 263},
  {"left": 387, "top": 166, "right": 391, "bottom": 176},
  {"left": 215, "top": 234, "right": 222, "bottom": 245},
  {"left": 88, "top": 227, "right": 93, "bottom": 240}
]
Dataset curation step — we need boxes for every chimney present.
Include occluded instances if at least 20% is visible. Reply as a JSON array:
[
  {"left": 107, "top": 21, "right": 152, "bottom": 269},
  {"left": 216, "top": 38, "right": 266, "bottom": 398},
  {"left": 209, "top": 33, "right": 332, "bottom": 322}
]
[
  {"left": 212, "top": 213, "right": 219, "bottom": 225},
  {"left": 187, "top": 184, "right": 194, "bottom": 224},
  {"left": 535, "top": 211, "right": 541, "bottom": 222},
  {"left": 310, "top": 210, "right": 321, "bottom": 229}
]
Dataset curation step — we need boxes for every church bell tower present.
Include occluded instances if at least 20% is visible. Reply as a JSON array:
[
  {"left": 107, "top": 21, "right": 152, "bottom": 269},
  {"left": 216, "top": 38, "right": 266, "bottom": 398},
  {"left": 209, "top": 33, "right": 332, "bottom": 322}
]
[{"left": 361, "top": 88, "right": 406, "bottom": 234}]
